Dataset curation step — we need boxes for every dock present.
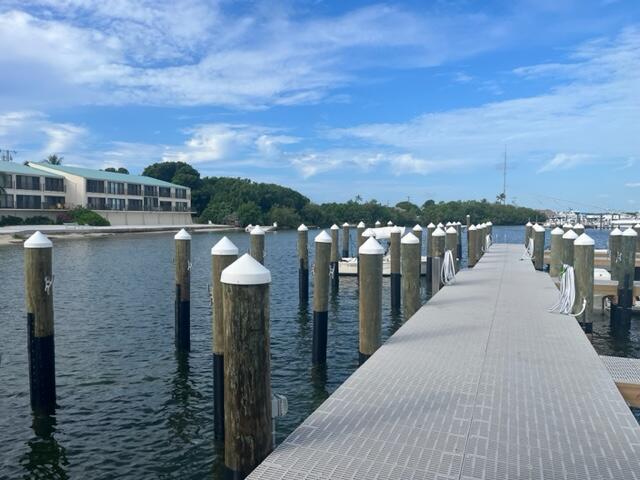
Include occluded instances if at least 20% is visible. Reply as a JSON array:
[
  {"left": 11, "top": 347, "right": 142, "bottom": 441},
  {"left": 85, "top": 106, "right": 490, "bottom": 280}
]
[{"left": 249, "top": 244, "right": 640, "bottom": 479}]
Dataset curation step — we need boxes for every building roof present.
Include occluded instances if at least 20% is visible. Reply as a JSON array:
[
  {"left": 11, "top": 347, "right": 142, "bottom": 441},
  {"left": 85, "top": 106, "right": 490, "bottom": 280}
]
[
  {"left": 0, "top": 161, "right": 64, "bottom": 178},
  {"left": 28, "top": 163, "right": 187, "bottom": 189}
]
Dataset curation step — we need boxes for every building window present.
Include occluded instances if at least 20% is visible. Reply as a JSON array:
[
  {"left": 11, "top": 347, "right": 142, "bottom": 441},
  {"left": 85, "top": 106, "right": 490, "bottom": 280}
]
[
  {"left": 87, "top": 197, "right": 106, "bottom": 210},
  {"left": 44, "top": 177, "right": 64, "bottom": 192},
  {"left": 128, "top": 199, "right": 143, "bottom": 210},
  {"left": 174, "top": 202, "right": 188, "bottom": 212},
  {"left": 127, "top": 184, "right": 142, "bottom": 196},
  {"left": 0, "top": 173, "right": 11, "bottom": 188},
  {"left": 175, "top": 188, "right": 187, "bottom": 199},
  {"left": 159, "top": 187, "right": 171, "bottom": 198},
  {"left": 16, "top": 175, "right": 40, "bottom": 190},
  {"left": 87, "top": 179, "right": 105, "bottom": 193},
  {"left": 43, "top": 196, "right": 65, "bottom": 209},
  {"left": 144, "top": 185, "right": 157, "bottom": 197},
  {"left": 107, "top": 181, "right": 125, "bottom": 195},
  {"left": 106, "top": 198, "right": 126, "bottom": 210},
  {"left": 144, "top": 197, "right": 158, "bottom": 210},
  {"left": 16, "top": 195, "right": 41, "bottom": 209},
  {"left": 0, "top": 194, "right": 14, "bottom": 208},
  {"left": 160, "top": 201, "right": 172, "bottom": 211}
]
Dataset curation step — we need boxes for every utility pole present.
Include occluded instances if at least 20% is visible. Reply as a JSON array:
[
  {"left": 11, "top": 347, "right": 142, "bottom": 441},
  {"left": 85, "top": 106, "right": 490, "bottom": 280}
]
[
  {"left": 502, "top": 145, "right": 507, "bottom": 205},
  {"left": 0, "top": 149, "right": 16, "bottom": 162}
]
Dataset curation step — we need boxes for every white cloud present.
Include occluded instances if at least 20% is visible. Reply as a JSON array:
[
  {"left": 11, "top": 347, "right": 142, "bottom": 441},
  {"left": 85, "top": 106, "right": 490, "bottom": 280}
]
[
  {"left": 537, "top": 153, "right": 593, "bottom": 172},
  {"left": 625, "top": 182, "right": 640, "bottom": 188}
]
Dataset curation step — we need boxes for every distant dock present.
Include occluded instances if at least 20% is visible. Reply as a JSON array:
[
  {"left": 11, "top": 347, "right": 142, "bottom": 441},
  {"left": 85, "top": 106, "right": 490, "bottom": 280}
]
[{"left": 249, "top": 244, "right": 640, "bottom": 479}]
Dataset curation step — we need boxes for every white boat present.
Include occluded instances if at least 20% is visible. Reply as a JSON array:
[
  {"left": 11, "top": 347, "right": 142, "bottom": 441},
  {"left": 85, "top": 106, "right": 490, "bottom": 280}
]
[
  {"left": 244, "top": 222, "right": 278, "bottom": 233},
  {"left": 338, "top": 255, "right": 429, "bottom": 276}
]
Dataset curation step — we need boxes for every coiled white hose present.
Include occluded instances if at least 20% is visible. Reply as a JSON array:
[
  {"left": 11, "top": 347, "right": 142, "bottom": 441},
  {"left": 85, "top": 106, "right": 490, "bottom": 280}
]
[
  {"left": 485, "top": 234, "right": 492, "bottom": 250},
  {"left": 521, "top": 237, "right": 534, "bottom": 260},
  {"left": 441, "top": 250, "right": 457, "bottom": 285},
  {"left": 549, "top": 265, "right": 587, "bottom": 317}
]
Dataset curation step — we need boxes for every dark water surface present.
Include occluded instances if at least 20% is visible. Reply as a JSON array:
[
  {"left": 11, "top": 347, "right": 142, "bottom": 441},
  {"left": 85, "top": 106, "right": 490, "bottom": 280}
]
[{"left": 1, "top": 226, "right": 638, "bottom": 479}]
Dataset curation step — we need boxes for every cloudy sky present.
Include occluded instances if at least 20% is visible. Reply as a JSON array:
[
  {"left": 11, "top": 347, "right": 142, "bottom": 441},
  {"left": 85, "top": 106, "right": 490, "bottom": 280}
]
[{"left": 0, "top": 0, "right": 639, "bottom": 210}]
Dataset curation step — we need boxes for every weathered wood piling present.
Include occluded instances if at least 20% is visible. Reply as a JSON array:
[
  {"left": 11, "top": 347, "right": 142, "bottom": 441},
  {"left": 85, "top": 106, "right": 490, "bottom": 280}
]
[
  {"left": 574, "top": 234, "right": 594, "bottom": 333},
  {"left": 563, "top": 229, "right": 578, "bottom": 266},
  {"left": 525, "top": 221, "right": 533, "bottom": 247},
  {"left": 390, "top": 226, "right": 401, "bottom": 311},
  {"left": 609, "top": 228, "right": 622, "bottom": 281},
  {"left": 549, "top": 227, "right": 564, "bottom": 277},
  {"left": 358, "top": 236, "right": 383, "bottom": 364},
  {"left": 211, "top": 236, "right": 239, "bottom": 440},
  {"left": 356, "top": 221, "right": 365, "bottom": 277},
  {"left": 312, "top": 231, "right": 331, "bottom": 365},
  {"left": 574, "top": 223, "right": 585, "bottom": 237},
  {"left": 431, "top": 227, "right": 445, "bottom": 293},
  {"left": 250, "top": 225, "right": 265, "bottom": 264},
  {"left": 532, "top": 224, "right": 545, "bottom": 271},
  {"left": 401, "top": 233, "right": 420, "bottom": 319},
  {"left": 468, "top": 225, "right": 477, "bottom": 267},
  {"left": 341, "top": 222, "right": 350, "bottom": 258},
  {"left": 445, "top": 226, "right": 459, "bottom": 272},
  {"left": 24, "top": 231, "right": 56, "bottom": 414},
  {"left": 330, "top": 224, "right": 339, "bottom": 290},
  {"left": 221, "top": 253, "right": 272, "bottom": 478},
  {"left": 611, "top": 228, "right": 637, "bottom": 329},
  {"left": 174, "top": 228, "right": 191, "bottom": 352},
  {"left": 412, "top": 224, "right": 423, "bottom": 275},
  {"left": 297, "top": 224, "right": 309, "bottom": 304}
]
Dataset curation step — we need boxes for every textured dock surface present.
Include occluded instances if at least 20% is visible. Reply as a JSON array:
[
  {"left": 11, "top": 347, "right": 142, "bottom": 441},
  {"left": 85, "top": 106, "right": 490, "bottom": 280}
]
[{"left": 250, "top": 244, "right": 640, "bottom": 480}]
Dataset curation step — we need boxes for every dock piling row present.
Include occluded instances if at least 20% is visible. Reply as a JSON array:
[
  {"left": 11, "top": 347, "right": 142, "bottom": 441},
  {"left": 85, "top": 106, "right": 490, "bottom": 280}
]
[
  {"left": 297, "top": 224, "right": 309, "bottom": 304},
  {"left": 358, "top": 236, "right": 384, "bottom": 364},
  {"left": 312, "top": 231, "right": 331, "bottom": 365},
  {"left": 390, "top": 226, "right": 401, "bottom": 311},
  {"left": 174, "top": 229, "right": 191, "bottom": 352}
]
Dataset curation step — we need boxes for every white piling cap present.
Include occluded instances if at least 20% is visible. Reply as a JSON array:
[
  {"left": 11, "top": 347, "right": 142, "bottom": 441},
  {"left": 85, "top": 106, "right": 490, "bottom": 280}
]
[
  {"left": 575, "top": 223, "right": 584, "bottom": 229},
  {"left": 211, "top": 236, "right": 239, "bottom": 255},
  {"left": 446, "top": 226, "right": 457, "bottom": 234},
  {"left": 174, "top": 228, "right": 191, "bottom": 240},
  {"left": 446, "top": 221, "right": 452, "bottom": 226},
  {"left": 427, "top": 222, "right": 435, "bottom": 228},
  {"left": 563, "top": 230, "right": 578, "bottom": 239},
  {"left": 551, "top": 227, "right": 564, "bottom": 235},
  {"left": 362, "top": 228, "right": 375, "bottom": 237},
  {"left": 563, "top": 223, "right": 572, "bottom": 228},
  {"left": 413, "top": 224, "right": 423, "bottom": 231},
  {"left": 331, "top": 224, "right": 339, "bottom": 230},
  {"left": 357, "top": 221, "right": 366, "bottom": 228},
  {"left": 574, "top": 233, "right": 595, "bottom": 246},
  {"left": 610, "top": 228, "right": 622, "bottom": 236},
  {"left": 401, "top": 232, "right": 419, "bottom": 244},
  {"left": 375, "top": 220, "right": 381, "bottom": 226},
  {"left": 469, "top": 225, "right": 477, "bottom": 231},
  {"left": 315, "top": 230, "right": 332, "bottom": 243},
  {"left": 391, "top": 226, "right": 401, "bottom": 234},
  {"left": 24, "top": 231, "right": 52, "bottom": 249},
  {"left": 250, "top": 225, "right": 265, "bottom": 235},
  {"left": 221, "top": 253, "right": 271, "bottom": 285},
  {"left": 437, "top": 222, "right": 444, "bottom": 228},
  {"left": 623, "top": 227, "right": 638, "bottom": 237},
  {"left": 486, "top": 221, "right": 493, "bottom": 226},
  {"left": 525, "top": 221, "right": 533, "bottom": 227},
  {"left": 342, "top": 222, "right": 350, "bottom": 227},
  {"left": 533, "top": 224, "right": 545, "bottom": 232},
  {"left": 359, "top": 236, "right": 385, "bottom": 255},
  {"left": 297, "top": 223, "right": 308, "bottom": 231},
  {"left": 387, "top": 220, "right": 394, "bottom": 226},
  {"left": 432, "top": 227, "right": 445, "bottom": 237},
  {"left": 635, "top": 223, "right": 640, "bottom": 229}
]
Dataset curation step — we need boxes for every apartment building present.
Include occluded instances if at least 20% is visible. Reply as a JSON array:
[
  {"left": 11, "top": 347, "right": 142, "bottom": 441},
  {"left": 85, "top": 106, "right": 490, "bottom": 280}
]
[{"left": 0, "top": 162, "right": 67, "bottom": 214}]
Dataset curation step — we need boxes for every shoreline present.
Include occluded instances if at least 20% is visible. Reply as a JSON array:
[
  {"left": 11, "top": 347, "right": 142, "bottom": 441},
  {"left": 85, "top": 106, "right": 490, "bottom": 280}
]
[{"left": 0, "top": 224, "right": 239, "bottom": 246}]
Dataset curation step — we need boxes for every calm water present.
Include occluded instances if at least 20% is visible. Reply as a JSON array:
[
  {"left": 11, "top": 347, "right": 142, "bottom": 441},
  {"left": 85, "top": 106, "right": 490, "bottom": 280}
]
[{"left": 1, "top": 226, "right": 638, "bottom": 479}]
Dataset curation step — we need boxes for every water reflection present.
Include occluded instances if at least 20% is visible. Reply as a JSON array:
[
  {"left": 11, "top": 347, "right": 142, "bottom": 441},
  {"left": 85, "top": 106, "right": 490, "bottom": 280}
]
[
  {"left": 310, "top": 365, "right": 328, "bottom": 409},
  {"left": 21, "top": 414, "right": 68, "bottom": 480}
]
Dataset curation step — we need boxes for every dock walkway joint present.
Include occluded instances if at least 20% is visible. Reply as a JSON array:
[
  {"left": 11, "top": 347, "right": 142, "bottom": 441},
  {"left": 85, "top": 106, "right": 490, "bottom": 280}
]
[{"left": 250, "top": 244, "right": 640, "bottom": 480}]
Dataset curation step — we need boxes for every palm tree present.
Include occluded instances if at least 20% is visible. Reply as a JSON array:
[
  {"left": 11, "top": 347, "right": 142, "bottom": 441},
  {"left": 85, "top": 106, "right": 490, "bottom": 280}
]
[{"left": 45, "top": 154, "right": 63, "bottom": 165}]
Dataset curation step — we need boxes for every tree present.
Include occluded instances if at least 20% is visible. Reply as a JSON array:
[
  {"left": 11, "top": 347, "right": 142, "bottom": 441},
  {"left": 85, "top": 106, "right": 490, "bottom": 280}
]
[
  {"left": 105, "top": 167, "right": 129, "bottom": 174},
  {"left": 495, "top": 192, "right": 505, "bottom": 204},
  {"left": 267, "top": 205, "right": 300, "bottom": 228},
  {"left": 45, "top": 154, "right": 63, "bottom": 165},
  {"left": 237, "top": 201, "right": 263, "bottom": 226}
]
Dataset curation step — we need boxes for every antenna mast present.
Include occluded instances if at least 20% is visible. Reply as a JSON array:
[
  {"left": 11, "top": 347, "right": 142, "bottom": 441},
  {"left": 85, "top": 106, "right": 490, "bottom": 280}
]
[{"left": 502, "top": 145, "right": 507, "bottom": 205}]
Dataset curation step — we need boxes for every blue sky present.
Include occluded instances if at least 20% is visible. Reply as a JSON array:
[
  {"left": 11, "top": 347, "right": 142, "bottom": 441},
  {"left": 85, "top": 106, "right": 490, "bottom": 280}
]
[{"left": 0, "top": 0, "right": 639, "bottom": 211}]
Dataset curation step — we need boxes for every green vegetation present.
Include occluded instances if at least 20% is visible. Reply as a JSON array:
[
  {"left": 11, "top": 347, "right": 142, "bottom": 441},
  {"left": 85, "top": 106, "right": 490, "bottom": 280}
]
[
  {"left": 45, "top": 154, "right": 63, "bottom": 165},
  {"left": 105, "top": 167, "right": 129, "bottom": 174},
  {"left": 142, "top": 161, "right": 545, "bottom": 228},
  {"left": 0, "top": 215, "right": 54, "bottom": 227},
  {"left": 59, "top": 207, "right": 110, "bottom": 226}
]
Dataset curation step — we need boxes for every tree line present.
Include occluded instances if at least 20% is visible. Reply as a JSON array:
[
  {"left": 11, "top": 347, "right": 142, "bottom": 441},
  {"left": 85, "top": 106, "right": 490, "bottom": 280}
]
[{"left": 142, "top": 161, "right": 545, "bottom": 228}]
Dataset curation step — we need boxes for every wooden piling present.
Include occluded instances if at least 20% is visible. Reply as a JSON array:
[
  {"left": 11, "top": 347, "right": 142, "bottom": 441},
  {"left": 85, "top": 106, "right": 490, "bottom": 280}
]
[
  {"left": 532, "top": 224, "right": 545, "bottom": 271},
  {"left": 297, "top": 224, "right": 309, "bottom": 304},
  {"left": 390, "top": 226, "right": 401, "bottom": 312},
  {"left": 412, "top": 224, "right": 423, "bottom": 275},
  {"left": 634, "top": 223, "right": 640, "bottom": 252},
  {"left": 445, "top": 226, "right": 459, "bottom": 272},
  {"left": 431, "top": 257, "right": 442, "bottom": 295},
  {"left": 549, "top": 227, "right": 564, "bottom": 277},
  {"left": 358, "top": 237, "right": 384, "bottom": 364},
  {"left": 330, "top": 224, "right": 339, "bottom": 290},
  {"left": 524, "top": 221, "right": 532, "bottom": 247},
  {"left": 356, "top": 221, "right": 366, "bottom": 277},
  {"left": 341, "top": 222, "right": 350, "bottom": 258},
  {"left": 221, "top": 254, "right": 272, "bottom": 478},
  {"left": 24, "top": 231, "right": 56, "bottom": 414},
  {"left": 401, "top": 233, "right": 420, "bottom": 320},
  {"left": 455, "top": 221, "right": 462, "bottom": 263},
  {"left": 609, "top": 228, "right": 622, "bottom": 281},
  {"left": 573, "top": 223, "right": 585, "bottom": 237},
  {"left": 573, "top": 234, "right": 594, "bottom": 333},
  {"left": 250, "top": 225, "right": 265, "bottom": 264},
  {"left": 312, "top": 231, "right": 331, "bottom": 365},
  {"left": 175, "top": 229, "right": 191, "bottom": 352},
  {"left": 426, "top": 223, "right": 436, "bottom": 258},
  {"left": 431, "top": 227, "right": 445, "bottom": 291},
  {"left": 562, "top": 229, "right": 578, "bottom": 266},
  {"left": 611, "top": 228, "right": 637, "bottom": 328},
  {"left": 468, "top": 225, "right": 477, "bottom": 267},
  {"left": 375, "top": 220, "right": 381, "bottom": 227},
  {"left": 211, "top": 236, "right": 239, "bottom": 440}
]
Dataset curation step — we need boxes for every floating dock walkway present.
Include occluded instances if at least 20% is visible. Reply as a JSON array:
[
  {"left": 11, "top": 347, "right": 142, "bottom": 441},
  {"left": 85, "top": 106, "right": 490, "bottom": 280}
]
[{"left": 249, "top": 244, "right": 640, "bottom": 479}]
